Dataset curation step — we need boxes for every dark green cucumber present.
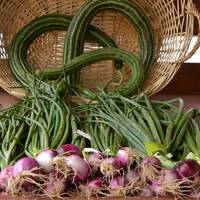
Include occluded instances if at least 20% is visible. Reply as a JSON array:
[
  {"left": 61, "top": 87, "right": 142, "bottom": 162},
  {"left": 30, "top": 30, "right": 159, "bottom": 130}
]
[
  {"left": 64, "top": 0, "right": 155, "bottom": 84},
  {"left": 8, "top": 14, "right": 122, "bottom": 92},
  {"left": 36, "top": 48, "right": 144, "bottom": 97}
]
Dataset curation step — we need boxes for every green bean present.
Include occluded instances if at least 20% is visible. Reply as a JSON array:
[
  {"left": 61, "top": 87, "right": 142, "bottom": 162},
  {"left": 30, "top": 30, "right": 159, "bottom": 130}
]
[
  {"left": 5, "top": 123, "right": 25, "bottom": 165},
  {"left": 71, "top": 114, "right": 78, "bottom": 144},
  {"left": 26, "top": 142, "right": 34, "bottom": 157},
  {"left": 154, "top": 107, "right": 172, "bottom": 122},
  {"left": 33, "top": 129, "right": 40, "bottom": 153},
  {"left": 8, "top": 117, "right": 16, "bottom": 141},
  {"left": 57, "top": 109, "right": 71, "bottom": 148},
  {"left": 190, "top": 118, "right": 200, "bottom": 155},
  {"left": 39, "top": 116, "right": 48, "bottom": 130},
  {"left": 184, "top": 129, "right": 198, "bottom": 155},
  {"left": 133, "top": 109, "right": 151, "bottom": 135},
  {"left": 173, "top": 109, "right": 193, "bottom": 140},
  {"left": 84, "top": 123, "right": 98, "bottom": 150},
  {"left": 104, "top": 126, "right": 110, "bottom": 148},
  {"left": 114, "top": 134, "right": 122, "bottom": 154},
  {"left": 174, "top": 99, "right": 184, "bottom": 125},
  {"left": 37, "top": 98, "right": 50, "bottom": 120},
  {"left": 48, "top": 118, "right": 57, "bottom": 138},
  {"left": 24, "top": 116, "right": 49, "bottom": 156},
  {"left": 97, "top": 122, "right": 106, "bottom": 150},
  {"left": 92, "top": 122, "right": 104, "bottom": 151},
  {"left": 171, "top": 119, "right": 188, "bottom": 154},
  {"left": 25, "top": 111, "right": 42, "bottom": 155},
  {"left": 73, "top": 137, "right": 81, "bottom": 148},
  {"left": 47, "top": 106, "right": 66, "bottom": 147},
  {"left": 79, "top": 137, "right": 86, "bottom": 151},
  {"left": 52, "top": 108, "right": 61, "bottom": 138},
  {"left": 99, "top": 122, "right": 112, "bottom": 151},
  {"left": 140, "top": 108, "right": 159, "bottom": 142},
  {"left": 86, "top": 120, "right": 101, "bottom": 151},
  {"left": 165, "top": 121, "right": 174, "bottom": 149},
  {"left": 144, "top": 95, "right": 165, "bottom": 144},
  {"left": 47, "top": 103, "right": 56, "bottom": 132},
  {"left": 109, "top": 129, "right": 114, "bottom": 150},
  {"left": 98, "top": 121, "right": 110, "bottom": 150},
  {"left": 2, "top": 119, "right": 12, "bottom": 151}
]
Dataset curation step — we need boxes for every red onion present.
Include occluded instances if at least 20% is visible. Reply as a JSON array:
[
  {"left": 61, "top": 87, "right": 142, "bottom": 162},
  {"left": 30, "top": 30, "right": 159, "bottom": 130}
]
[
  {"left": 12, "top": 157, "right": 40, "bottom": 178},
  {"left": 151, "top": 178, "right": 167, "bottom": 196},
  {"left": 36, "top": 149, "right": 58, "bottom": 173},
  {"left": 151, "top": 169, "right": 187, "bottom": 197},
  {"left": 80, "top": 178, "right": 104, "bottom": 196},
  {"left": 45, "top": 181, "right": 66, "bottom": 198},
  {"left": 125, "top": 169, "right": 141, "bottom": 189},
  {"left": 10, "top": 157, "right": 46, "bottom": 195},
  {"left": 176, "top": 159, "right": 200, "bottom": 179},
  {"left": 87, "top": 153, "right": 104, "bottom": 170},
  {"left": 189, "top": 189, "right": 200, "bottom": 198},
  {"left": 162, "top": 169, "right": 178, "bottom": 182},
  {"left": 22, "top": 182, "right": 36, "bottom": 193},
  {"left": 57, "top": 144, "right": 82, "bottom": 157},
  {"left": 109, "top": 176, "right": 127, "bottom": 196},
  {"left": 140, "top": 156, "right": 162, "bottom": 183},
  {"left": 0, "top": 166, "right": 13, "bottom": 191},
  {"left": 116, "top": 147, "right": 138, "bottom": 167},
  {"left": 53, "top": 155, "right": 90, "bottom": 182},
  {"left": 125, "top": 169, "right": 138, "bottom": 182},
  {"left": 44, "top": 170, "right": 67, "bottom": 198},
  {"left": 141, "top": 156, "right": 162, "bottom": 168},
  {"left": 137, "top": 186, "right": 154, "bottom": 197},
  {"left": 100, "top": 157, "right": 122, "bottom": 178}
]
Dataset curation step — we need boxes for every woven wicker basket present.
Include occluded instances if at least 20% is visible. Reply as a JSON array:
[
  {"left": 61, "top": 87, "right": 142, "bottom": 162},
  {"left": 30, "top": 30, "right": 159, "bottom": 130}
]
[{"left": 0, "top": 0, "right": 200, "bottom": 98}]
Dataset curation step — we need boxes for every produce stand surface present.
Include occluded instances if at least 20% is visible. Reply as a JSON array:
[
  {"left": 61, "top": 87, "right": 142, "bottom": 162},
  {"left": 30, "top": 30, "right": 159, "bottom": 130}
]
[{"left": 0, "top": 197, "right": 188, "bottom": 200}]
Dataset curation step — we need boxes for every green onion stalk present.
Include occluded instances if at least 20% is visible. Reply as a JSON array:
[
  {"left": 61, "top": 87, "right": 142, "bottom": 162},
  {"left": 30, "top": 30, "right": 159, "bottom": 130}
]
[{"left": 77, "top": 90, "right": 198, "bottom": 168}]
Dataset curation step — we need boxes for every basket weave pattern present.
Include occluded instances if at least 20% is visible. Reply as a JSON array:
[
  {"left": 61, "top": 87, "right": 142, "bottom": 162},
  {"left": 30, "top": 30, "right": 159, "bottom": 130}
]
[{"left": 0, "top": 0, "right": 200, "bottom": 98}]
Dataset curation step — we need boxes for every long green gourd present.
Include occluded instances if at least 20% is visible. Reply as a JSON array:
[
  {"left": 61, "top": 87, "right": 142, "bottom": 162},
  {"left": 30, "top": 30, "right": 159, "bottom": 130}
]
[
  {"left": 36, "top": 48, "right": 144, "bottom": 97},
  {"left": 64, "top": 0, "right": 155, "bottom": 84},
  {"left": 8, "top": 14, "right": 122, "bottom": 92}
]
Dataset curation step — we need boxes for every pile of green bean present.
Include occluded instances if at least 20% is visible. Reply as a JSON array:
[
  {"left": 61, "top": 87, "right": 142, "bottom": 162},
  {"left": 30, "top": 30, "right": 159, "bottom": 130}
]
[
  {"left": 0, "top": 102, "right": 28, "bottom": 169},
  {"left": 0, "top": 85, "right": 73, "bottom": 168},
  {"left": 24, "top": 93, "right": 71, "bottom": 157}
]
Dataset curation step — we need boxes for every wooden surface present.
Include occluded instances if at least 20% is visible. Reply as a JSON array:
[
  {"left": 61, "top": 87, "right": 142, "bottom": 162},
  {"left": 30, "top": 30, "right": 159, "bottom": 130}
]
[
  {"left": 158, "top": 64, "right": 200, "bottom": 95},
  {"left": 0, "top": 197, "right": 191, "bottom": 200}
]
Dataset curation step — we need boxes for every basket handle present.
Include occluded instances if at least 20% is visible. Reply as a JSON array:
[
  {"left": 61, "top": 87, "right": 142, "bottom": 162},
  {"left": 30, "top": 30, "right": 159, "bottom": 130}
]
[{"left": 178, "top": 2, "right": 200, "bottom": 63}]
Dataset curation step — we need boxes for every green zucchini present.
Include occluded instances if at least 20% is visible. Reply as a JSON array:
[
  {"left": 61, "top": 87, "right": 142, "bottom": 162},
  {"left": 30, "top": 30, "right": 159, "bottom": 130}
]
[
  {"left": 64, "top": 0, "right": 155, "bottom": 84},
  {"left": 36, "top": 48, "right": 144, "bottom": 97},
  {"left": 8, "top": 14, "right": 122, "bottom": 93}
]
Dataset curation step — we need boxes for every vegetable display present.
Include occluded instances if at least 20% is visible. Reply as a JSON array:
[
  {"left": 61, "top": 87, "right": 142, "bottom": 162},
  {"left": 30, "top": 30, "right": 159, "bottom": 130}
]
[{"left": 0, "top": 0, "right": 200, "bottom": 198}]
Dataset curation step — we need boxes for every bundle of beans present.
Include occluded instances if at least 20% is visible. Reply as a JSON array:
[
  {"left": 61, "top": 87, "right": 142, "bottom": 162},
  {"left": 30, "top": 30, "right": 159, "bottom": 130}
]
[{"left": 0, "top": 87, "right": 72, "bottom": 167}]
